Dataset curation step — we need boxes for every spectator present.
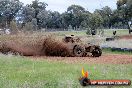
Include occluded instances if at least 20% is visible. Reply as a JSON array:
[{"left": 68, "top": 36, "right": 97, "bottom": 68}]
[{"left": 113, "top": 31, "right": 116, "bottom": 36}]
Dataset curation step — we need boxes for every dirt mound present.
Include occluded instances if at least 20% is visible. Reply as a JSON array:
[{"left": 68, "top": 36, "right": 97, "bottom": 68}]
[
  {"left": 41, "top": 37, "right": 70, "bottom": 56},
  {"left": 0, "top": 36, "right": 71, "bottom": 56}
]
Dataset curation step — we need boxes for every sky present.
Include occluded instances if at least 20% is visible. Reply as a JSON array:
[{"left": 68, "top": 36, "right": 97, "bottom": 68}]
[{"left": 19, "top": 0, "right": 117, "bottom": 13}]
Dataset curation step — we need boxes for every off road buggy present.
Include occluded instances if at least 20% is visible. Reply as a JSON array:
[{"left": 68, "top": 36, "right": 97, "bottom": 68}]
[{"left": 62, "top": 35, "right": 102, "bottom": 57}]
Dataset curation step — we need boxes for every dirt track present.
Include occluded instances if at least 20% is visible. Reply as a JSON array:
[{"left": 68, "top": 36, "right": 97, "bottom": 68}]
[
  {"left": 31, "top": 54, "right": 132, "bottom": 64},
  {"left": 120, "top": 35, "right": 132, "bottom": 39}
]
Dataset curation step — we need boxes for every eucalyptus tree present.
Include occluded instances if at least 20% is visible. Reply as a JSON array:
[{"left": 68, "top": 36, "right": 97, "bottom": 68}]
[{"left": 0, "top": 0, "right": 23, "bottom": 27}]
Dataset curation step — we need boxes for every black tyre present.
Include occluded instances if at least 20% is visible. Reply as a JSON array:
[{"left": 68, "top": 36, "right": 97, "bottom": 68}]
[
  {"left": 92, "top": 48, "right": 102, "bottom": 57},
  {"left": 73, "top": 45, "right": 85, "bottom": 57}
]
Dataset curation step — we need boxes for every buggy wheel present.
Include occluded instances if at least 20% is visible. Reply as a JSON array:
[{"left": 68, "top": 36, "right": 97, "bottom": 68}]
[
  {"left": 92, "top": 48, "right": 102, "bottom": 57},
  {"left": 73, "top": 45, "right": 85, "bottom": 57}
]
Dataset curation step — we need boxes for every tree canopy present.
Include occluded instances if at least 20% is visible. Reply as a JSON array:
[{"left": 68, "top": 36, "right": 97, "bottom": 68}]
[{"left": 0, "top": 0, "right": 131, "bottom": 32}]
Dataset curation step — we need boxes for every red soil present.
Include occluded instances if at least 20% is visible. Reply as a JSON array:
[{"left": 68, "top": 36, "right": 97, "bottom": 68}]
[
  {"left": 119, "top": 35, "right": 132, "bottom": 39},
  {"left": 31, "top": 54, "right": 132, "bottom": 64}
]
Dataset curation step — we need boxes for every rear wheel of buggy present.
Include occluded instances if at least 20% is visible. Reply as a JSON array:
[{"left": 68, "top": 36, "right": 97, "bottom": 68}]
[
  {"left": 92, "top": 48, "right": 102, "bottom": 57},
  {"left": 73, "top": 45, "right": 85, "bottom": 57}
]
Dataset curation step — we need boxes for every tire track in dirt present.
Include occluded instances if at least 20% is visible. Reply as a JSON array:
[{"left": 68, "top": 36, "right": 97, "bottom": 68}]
[{"left": 31, "top": 54, "right": 132, "bottom": 64}]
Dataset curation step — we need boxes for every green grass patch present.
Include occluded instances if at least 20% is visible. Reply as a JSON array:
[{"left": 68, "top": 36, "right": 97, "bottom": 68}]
[
  {"left": 104, "top": 29, "right": 129, "bottom": 36},
  {"left": 53, "top": 30, "right": 87, "bottom": 36},
  {"left": 102, "top": 48, "right": 132, "bottom": 55},
  {"left": 0, "top": 55, "right": 131, "bottom": 88},
  {"left": 50, "top": 29, "right": 129, "bottom": 37}
]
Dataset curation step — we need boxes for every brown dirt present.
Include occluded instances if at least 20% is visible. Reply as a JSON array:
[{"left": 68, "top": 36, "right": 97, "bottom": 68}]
[
  {"left": 31, "top": 54, "right": 132, "bottom": 64},
  {"left": 0, "top": 36, "right": 71, "bottom": 56},
  {"left": 0, "top": 34, "right": 132, "bottom": 64},
  {"left": 119, "top": 35, "right": 132, "bottom": 39}
]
